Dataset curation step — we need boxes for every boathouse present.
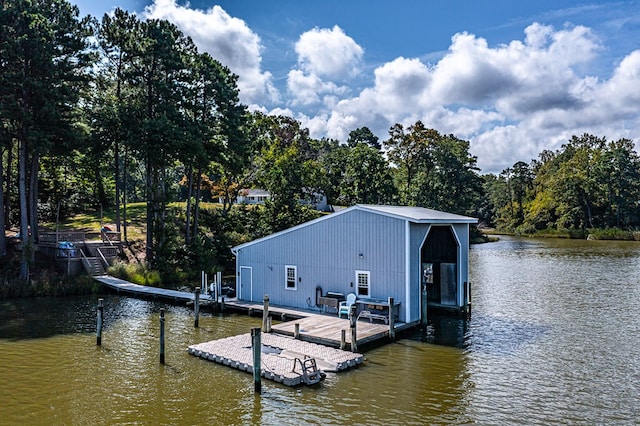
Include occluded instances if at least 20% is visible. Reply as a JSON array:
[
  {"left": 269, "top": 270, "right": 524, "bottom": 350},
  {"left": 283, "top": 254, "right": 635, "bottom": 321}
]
[{"left": 231, "top": 205, "right": 477, "bottom": 324}]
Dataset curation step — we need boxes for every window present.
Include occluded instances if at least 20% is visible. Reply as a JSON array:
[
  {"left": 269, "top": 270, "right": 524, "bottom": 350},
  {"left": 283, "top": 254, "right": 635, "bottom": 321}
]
[
  {"left": 285, "top": 265, "right": 297, "bottom": 290},
  {"left": 355, "top": 270, "right": 370, "bottom": 297}
]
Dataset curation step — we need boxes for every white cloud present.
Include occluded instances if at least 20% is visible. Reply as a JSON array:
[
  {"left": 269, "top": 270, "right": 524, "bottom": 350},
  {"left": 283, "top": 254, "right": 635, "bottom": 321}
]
[
  {"left": 144, "top": 0, "right": 278, "bottom": 105},
  {"left": 295, "top": 26, "right": 364, "bottom": 79},
  {"left": 138, "top": 3, "right": 640, "bottom": 174},
  {"left": 315, "top": 22, "right": 637, "bottom": 173},
  {"left": 286, "top": 26, "right": 363, "bottom": 108},
  {"left": 286, "top": 69, "right": 348, "bottom": 107}
]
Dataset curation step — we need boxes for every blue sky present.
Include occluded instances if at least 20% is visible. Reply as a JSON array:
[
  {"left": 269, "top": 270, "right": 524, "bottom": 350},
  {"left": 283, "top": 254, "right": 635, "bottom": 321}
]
[{"left": 71, "top": 0, "right": 640, "bottom": 173}]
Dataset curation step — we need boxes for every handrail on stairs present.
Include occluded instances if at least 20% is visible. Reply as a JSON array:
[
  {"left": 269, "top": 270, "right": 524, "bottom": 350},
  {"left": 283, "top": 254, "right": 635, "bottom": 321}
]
[
  {"left": 78, "top": 248, "right": 93, "bottom": 275},
  {"left": 95, "top": 247, "right": 110, "bottom": 271}
]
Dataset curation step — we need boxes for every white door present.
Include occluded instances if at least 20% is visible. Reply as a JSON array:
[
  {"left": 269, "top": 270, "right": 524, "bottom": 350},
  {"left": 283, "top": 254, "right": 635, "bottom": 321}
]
[{"left": 240, "top": 266, "right": 252, "bottom": 301}]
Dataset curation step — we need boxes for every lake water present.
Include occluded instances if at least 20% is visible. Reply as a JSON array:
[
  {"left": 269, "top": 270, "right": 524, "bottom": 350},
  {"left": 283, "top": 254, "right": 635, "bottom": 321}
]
[{"left": 1, "top": 236, "right": 639, "bottom": 425}]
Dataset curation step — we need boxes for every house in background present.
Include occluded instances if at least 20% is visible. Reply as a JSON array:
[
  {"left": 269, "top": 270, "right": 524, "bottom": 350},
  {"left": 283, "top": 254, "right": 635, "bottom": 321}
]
[
  {"left": 231, "top": 205, "right": 477, "bottom": 325},
  {"left": 236, "top": 189, "right": 271, "bottom": 205},
  {"left": 231, "top": 188, "right": 331, "bottom": 212}
]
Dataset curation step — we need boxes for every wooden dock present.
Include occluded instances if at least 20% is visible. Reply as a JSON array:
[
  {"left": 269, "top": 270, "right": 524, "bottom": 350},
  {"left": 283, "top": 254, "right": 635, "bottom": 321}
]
[
  {"left": 93, "top": 274, "right": 418, "bottom": 387},
  {"left": 94, "top": 275, "right": 411, "bottom": 348},
  {"left": 189, "top": 333, "right": 364, "bottom": 387},
  {"left": 94, "top": 275, "right": 213, "bottom": 302}
]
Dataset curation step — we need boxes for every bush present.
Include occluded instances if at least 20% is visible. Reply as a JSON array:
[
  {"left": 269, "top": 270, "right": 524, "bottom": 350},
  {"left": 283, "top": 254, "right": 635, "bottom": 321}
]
[
  {"left": 587, "top": 228, "right": 635, "bottom": 241},
  {"left": 107, "top": 261, "right": 162, "bottom": 287}
]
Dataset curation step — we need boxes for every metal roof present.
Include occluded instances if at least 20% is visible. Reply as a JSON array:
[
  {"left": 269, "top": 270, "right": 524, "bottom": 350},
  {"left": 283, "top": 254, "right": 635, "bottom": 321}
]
[
  {"left": 357, "top": 204, "right": 478, "bottom": 223},
  {"left": 231, "top": 204, "right": 477, "bottom": 253}
]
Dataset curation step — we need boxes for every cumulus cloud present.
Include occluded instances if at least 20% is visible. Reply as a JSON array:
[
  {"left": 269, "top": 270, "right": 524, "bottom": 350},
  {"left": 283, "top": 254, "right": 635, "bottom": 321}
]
[
  {"left": 295, "top": 26, "right": 364, "bottom": 79},
  {"left": 287, "top": 69, "right": 348, "bottom": 107},
  {"left": 286, "top": 26, "right": 363, "bottom": 107},
  {"left": 312, "top": 22, "right": 639, "bottom": 173},
  {"left": 144, "top": 0, "right": 278, "bottom": 104}
]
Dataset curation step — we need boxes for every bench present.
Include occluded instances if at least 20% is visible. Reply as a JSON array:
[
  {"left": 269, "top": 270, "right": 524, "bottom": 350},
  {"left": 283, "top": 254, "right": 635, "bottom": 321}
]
[
  {"left": 355, "top": 298, "right": 401, "bottom": 324},
  {"left": 357, "top": 310, "right": 389, "bottom": 324}
]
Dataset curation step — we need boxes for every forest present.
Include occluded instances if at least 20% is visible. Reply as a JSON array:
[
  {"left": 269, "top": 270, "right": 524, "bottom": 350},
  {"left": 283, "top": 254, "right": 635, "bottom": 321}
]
[{"left": 1, "top": 0, "right": 639, "bottom": 287}]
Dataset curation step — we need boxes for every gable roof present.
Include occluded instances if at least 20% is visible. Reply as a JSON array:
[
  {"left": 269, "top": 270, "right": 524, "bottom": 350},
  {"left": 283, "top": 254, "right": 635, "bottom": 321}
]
[{"left": 231, "top": 204, "right": 477, "bottom": 253}]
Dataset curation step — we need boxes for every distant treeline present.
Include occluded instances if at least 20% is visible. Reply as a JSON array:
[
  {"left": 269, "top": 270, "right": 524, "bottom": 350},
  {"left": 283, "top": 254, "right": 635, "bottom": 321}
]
[
  {"left": 482, "top": 134, "right": 640, "bottom": 235},
  {"left": 2, "top": 1, "right": 639, "bottom": 283}
]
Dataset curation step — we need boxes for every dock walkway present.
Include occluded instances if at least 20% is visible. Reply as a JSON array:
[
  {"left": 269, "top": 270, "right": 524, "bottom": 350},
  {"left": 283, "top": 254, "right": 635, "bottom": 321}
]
[{"left": 94, "top": 275, "right": 212, "bottom": 302}]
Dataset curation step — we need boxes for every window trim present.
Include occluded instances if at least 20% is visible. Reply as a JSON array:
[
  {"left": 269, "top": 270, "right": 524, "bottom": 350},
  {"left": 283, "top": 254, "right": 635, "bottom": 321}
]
[
  {"left": 355, "top": 270, "right": 370, "bottom": 298},
  {"left": 285, "top": 265, "right": 297, "bottom": 291}
]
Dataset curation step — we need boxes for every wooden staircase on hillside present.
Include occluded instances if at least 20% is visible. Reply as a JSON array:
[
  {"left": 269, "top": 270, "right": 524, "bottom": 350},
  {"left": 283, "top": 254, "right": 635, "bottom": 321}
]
[
  {"left": 37, "top": 231, "right": 121, "bottom": 277},
  {"left": 82, "top": 255, "right": 106, "bottom": 276}
]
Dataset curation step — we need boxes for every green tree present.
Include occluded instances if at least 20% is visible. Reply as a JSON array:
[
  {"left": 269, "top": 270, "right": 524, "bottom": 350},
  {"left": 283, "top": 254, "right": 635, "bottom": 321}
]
[
  {"left": 254, "top": 115, "right": 325, "bottom": 231},
  {"left": 553, "top": 134, "right": 606, "bottom": 229},
  {"left": 599, "top": 138, "right": 640, "bottom": 227},
  {"left": 341, "top": 143, "right": 396, "bottom": 205},
  {"left": 96, "top": 8, "right": 141, "bottom": 237},
  {"left": 415, "top": 133, "right": 483, "bottom": 215},
  {"left": 347, "top": 126, "right": 381, "bottom": 150},
  {"left": 0, "top": 0, "right": 94, "bottom": 279},
  {"left": 384, "top": 121, "right": 436, "bottom": 205}
]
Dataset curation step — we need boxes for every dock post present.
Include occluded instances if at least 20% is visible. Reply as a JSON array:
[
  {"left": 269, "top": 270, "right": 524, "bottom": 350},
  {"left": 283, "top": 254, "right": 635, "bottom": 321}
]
[
  {"left": 96, "top": 298, "right": 104, "bottom": 346},
  {"left": 294, "top": 323, "right": 300, "bottom": 339},
  {"left": 421, "top": 284, "right": 428, "bottom": 330},
  {"left": 262, "top": 294, "right": 270, "bottom": 333},
  {"left": 349, "top": 303, "right": 357, "bottom": 352},
  {"left": 221, "top": 297, "right": 225, "bottom": 313},
  {"left": 251, "top": 327, "right": 262, "bottom": 394},
  {"left": 340, "top": 329, "right": 346, "bottom": 350},
  {"left": 267, "top": 317, "right": 272, "bottom": 333},
  {"left": 159, "top": 308, "right": 165, "bottom": 364},
  {"left": 388, "top": 296, "right": 395, "bottom": 341},
  {"left": 194, "top": 288, "right": 200, "bottom": 328}
]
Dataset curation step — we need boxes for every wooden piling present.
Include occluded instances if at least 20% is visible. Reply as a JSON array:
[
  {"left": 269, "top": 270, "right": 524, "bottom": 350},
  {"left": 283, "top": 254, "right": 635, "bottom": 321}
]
[
  {"left": 96, "top": 298, "right": 103, "bottom": 346},
  {"left": 294, "top": 323, "right": 300, "bottom": 339},
  {"left": 349, "top": 303, "right": 357, "bottom": 352},
  {"left": 194, "top": 288, "right": 200, "bottom": 328},
  {"left": 340, "top": 329, "right": 346, "bottom": 350},
  {"left": 251, "top": 327, "right": 262, "bottom": 394},
  {"left": 388, "top": 296, "right": 395, "bottom": 341},
  {"left": 160, "top": 308, "right": 165, "bottom": 364},
  {"left": 262, "top": 294, "right": 270, "bottom": 333},
  {"left": 221, "top": 297, "right": 225, "bottom": 313}
]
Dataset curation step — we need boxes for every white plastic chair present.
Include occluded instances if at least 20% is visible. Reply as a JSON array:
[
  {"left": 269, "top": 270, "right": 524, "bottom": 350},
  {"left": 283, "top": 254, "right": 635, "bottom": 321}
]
[{"left": 338, "top": 293, "right": 357, "bottom": 318}]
